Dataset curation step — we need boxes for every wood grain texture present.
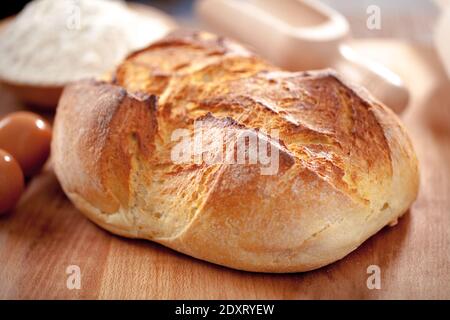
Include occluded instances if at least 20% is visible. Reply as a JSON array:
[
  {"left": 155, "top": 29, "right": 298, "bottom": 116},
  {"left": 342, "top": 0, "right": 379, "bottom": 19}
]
[{"left": 0, "top": 39, "right": 449, "bottom": 299}]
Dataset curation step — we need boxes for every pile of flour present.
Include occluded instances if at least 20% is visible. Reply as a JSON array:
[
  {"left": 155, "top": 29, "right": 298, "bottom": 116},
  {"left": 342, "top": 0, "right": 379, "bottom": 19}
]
[{"left": 0, "top": 0, "right": 172, "bottom": 85}]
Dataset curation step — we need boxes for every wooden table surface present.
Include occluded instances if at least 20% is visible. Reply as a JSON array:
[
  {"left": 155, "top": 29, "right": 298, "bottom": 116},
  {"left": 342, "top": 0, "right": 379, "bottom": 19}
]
[{"left": 0, "top": 38, "right": 449, "bottom": 299}]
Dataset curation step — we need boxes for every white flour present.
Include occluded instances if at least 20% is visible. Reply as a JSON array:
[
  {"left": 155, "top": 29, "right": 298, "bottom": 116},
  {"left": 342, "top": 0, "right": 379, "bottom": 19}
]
[{"left": 0, "top": 0, "right": 172, "bottom": 85}]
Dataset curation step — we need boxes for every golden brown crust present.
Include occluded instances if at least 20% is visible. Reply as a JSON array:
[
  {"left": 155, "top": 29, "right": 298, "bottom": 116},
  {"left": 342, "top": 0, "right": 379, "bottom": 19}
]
[
  {"left": 52, "top": 31, "right": 419, "bottom": 272},
  {"left": 53, "top": 80, "right": 157, "bottom": 214}
]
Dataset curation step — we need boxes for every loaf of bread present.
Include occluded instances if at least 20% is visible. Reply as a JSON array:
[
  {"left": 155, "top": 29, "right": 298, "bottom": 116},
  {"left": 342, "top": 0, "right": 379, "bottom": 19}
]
[{"left": 52, "top": 31, "right": 419, "bottom": 272}]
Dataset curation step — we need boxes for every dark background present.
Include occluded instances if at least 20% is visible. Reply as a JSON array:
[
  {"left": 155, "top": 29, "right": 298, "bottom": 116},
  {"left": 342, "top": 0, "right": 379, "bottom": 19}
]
[{"left": 0, "top": 0, "right": 195, "bottom": 19}]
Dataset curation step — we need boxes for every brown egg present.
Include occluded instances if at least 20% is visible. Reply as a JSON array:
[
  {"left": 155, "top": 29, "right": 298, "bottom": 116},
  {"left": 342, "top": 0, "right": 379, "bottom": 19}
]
[
  {"left": 0, "top": 149, "right": 24, "bottom": 215},
  {"left": 0, "top": 111, "right": 52, "bottom": 176}
]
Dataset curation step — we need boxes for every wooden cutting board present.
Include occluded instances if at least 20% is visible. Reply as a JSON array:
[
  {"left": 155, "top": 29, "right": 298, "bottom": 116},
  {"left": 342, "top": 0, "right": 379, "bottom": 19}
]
[{"left": 0, "top": 39, "right": 449, "bottom": 299}]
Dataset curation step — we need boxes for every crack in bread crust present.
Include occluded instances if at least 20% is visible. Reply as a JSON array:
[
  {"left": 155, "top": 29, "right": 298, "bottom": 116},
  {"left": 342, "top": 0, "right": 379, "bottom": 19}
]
[{"left": 115, "top": 32, "right": 393, "bottom": 206}]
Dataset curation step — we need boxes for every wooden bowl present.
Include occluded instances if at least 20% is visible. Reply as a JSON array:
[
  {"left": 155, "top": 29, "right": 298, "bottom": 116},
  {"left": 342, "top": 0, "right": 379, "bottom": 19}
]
[
  {"left": 0, "top": 80, "right": 63, "bottom": 110},
  {"left": 0, "top": 16, "right": 62, "bottom": 109},
  {"left": 0, "top": 3, "right": 176, "bottom": 110}
]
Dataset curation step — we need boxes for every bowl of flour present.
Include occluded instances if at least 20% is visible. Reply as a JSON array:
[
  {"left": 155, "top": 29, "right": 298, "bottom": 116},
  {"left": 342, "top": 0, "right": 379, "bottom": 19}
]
[{"left": 0, "top": 0, "right": 176, "bottom": 108}]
